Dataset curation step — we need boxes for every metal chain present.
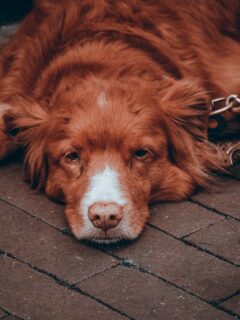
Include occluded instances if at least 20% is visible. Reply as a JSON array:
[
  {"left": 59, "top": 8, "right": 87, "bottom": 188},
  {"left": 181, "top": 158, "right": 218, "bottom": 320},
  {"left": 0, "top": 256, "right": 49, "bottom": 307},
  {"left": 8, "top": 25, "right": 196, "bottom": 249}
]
[
  {"left": 210, "top": 94, "right": 240, "bottom": 116},
  {"left": 209, "top": 94, "right": 240, "bottom": 175},
  {"left": 219, "top": 142, "right": 240, "bottom": 166}
]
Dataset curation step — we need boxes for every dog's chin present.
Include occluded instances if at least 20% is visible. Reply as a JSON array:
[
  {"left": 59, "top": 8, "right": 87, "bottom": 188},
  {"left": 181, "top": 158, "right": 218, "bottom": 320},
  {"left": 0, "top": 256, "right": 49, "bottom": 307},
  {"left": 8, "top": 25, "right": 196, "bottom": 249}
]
[{"left": 71, "top": 225, "right": 141, "bottom": 246}]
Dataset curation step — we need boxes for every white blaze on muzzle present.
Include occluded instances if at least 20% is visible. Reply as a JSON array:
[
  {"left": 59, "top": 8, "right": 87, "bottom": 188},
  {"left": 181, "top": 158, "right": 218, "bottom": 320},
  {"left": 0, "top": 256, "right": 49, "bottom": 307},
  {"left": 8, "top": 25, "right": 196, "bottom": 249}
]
[{"left": 81, "top": 165, "right": 127, "bottom": 224}]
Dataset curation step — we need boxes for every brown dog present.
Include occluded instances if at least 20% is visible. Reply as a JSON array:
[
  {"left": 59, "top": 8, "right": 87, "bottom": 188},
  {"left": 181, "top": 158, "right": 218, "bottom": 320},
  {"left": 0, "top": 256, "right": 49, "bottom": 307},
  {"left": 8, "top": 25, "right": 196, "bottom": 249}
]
[{"left": 0, "top": 0, "right": 239, "bottom": 243}]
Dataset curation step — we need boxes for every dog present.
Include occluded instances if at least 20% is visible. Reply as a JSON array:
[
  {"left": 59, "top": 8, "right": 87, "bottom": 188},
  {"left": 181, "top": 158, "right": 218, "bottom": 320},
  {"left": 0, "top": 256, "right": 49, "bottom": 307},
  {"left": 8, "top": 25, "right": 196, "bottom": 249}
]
[{"left": 0, "top": 0, "right": 239, "bottom": 243}]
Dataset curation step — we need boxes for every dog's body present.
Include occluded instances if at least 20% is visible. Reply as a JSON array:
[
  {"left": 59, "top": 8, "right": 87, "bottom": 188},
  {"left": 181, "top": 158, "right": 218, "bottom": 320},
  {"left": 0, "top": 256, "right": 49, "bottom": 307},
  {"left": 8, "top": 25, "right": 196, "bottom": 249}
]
[{"left": 0, "top": 0, "right": 239, "bottom": 242}]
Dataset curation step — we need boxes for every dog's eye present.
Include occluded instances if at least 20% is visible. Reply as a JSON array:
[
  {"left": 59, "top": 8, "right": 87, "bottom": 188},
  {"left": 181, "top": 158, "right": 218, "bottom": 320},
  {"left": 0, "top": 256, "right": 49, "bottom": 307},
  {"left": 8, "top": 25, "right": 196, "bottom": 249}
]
[
  {"left": 134, "top": 149, "right": 149, "bottom": 159},
  {"left": 66, "top": 152, "right": 80, "bottom": 161}
]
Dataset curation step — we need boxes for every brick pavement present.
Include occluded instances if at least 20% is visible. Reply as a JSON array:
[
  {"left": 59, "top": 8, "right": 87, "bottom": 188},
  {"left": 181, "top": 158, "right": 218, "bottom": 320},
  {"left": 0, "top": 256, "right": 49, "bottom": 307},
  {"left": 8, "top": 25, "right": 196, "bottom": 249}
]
[{"left": 0, "top": 25, "right": 240, "bottom": 320}]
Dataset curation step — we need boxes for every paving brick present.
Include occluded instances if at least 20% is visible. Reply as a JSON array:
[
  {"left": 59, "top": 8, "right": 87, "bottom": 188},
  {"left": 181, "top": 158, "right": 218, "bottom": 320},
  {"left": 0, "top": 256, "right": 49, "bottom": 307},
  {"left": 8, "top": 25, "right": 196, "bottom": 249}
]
[
  {"left": 0, "top": 200, "right": 116, "bottom": 284},
  {"left": 108, "top": 226, "right": 240, "bottom": 301},
  {"left": 0, "top": 255, "right": 126, "bottom": 320},
  {"left": 80, "top": 266, "right": 234, "bottom": 320},
  {"left": 149, "top": 201, "right": 223, "bottom": 238},
  {"left": 221, "top": 294, "right": 240, "bottom": 316},
  {"left": 0, "top": 162, "right": 67, "bottom": 229},
  {"left": 186, "top": 220, "right": 240, "bottom": 265},
  {"left": 192, "top": 177, "right": 240, "bottom": 219}
]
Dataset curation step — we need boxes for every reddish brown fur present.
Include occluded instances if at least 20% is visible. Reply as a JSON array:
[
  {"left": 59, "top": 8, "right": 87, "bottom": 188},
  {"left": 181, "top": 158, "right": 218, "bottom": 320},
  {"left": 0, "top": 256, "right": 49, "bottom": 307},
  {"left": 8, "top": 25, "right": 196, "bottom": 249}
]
[{"left": 0, "top": 0, "right": 240, "bottom": 241}]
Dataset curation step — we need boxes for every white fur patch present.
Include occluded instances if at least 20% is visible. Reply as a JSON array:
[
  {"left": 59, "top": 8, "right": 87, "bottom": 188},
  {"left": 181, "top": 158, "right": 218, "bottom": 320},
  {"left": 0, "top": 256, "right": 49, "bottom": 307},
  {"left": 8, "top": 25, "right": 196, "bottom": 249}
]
[
  {"left": 81, "top": 165, "right": 127, "bottom": 229},
  {"left": 97, "top": 92, "right": 107, "bottom": 109},
  {"left": 82, "top": 165, "right": 127, "bottom": 211}
]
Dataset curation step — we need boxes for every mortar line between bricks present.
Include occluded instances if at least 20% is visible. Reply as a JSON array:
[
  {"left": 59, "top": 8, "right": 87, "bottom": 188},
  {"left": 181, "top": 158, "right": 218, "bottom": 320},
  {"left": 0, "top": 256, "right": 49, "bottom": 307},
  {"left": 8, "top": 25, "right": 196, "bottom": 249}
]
[
  {"left": 1, "top": 197, "right": 239, "bottom": 313},
  {"left": 147, "top": 223, "right": 240, "bottom": 268},
  {"left": 135, "top": 266, "right": 240, "bottom": 320},
  {"left": 1, "top": 243, "right": 239, "bottom": 320},
  {"left": 0, "top": 199, "right": 129, "bottom": 283},
  {"left": 98, "top": 251, "right": 240, "bottom": 319},
  {"left": 189, "top": 198, "right": 240, "bottom": 222},
  {"left": 215, "top": 290, "right": 240, "bottom": 305},
  {"left": 0, "top": 307, "right": 9, "bottom": 318},
  {"left": 182, "top": 238, "right": 240, "bottom": 267},
  {"left": 74, "top": 262, "right": 121, "bottom": 285},
  {"left": 82, "top": 221, "right": 239, "bottom": 272},
  {"left": 0, "top": 198, "right": 65, "bottom": 232},
  {"left": 180, "top": 219, "right": 224, "bottom": 239},
  {"left": 0, "top": 306, "right": 24, "bottom": 320},
  {"left": 0, "top": 250, "right": 136, "bottom": 320}
]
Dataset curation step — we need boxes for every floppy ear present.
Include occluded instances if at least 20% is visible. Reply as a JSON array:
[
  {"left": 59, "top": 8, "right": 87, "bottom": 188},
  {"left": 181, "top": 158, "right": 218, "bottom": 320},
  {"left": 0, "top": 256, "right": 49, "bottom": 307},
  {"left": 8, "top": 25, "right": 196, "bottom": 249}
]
[
  {"left": 4, "top": 96, "right": 49, "bottom": 190},
  {"left": 159, "top": 79, "right": 222, "bottom": 187}
]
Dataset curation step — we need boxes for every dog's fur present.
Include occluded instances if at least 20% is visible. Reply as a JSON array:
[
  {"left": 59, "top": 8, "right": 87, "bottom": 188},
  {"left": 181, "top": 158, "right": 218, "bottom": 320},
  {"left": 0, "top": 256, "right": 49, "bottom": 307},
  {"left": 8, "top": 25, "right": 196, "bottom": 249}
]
[{"left": 0, "top": 0, "right": 239, "bottom": 242}]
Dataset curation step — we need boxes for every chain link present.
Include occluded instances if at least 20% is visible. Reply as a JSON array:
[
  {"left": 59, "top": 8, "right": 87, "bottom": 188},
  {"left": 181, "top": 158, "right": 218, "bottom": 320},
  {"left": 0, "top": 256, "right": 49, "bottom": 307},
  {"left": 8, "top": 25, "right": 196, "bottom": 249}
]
[
  {"left": 219, "top": 142, "right": 240, "bottom": 166},
  {"left": 210, "top": 94, "right": 240, "bottom": 116},
  {"left": 209, "top": 94, "right": 240, "bottom": 174}
]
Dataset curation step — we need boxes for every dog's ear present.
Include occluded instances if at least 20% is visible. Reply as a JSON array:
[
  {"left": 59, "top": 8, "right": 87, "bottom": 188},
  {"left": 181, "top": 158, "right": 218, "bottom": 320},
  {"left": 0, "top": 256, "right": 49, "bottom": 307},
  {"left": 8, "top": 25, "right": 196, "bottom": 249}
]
[
  {"left": 159, "top": 79, "right": 222, "bottom": 187},
  {"left": 4, "top": 96, "right": 50, "bottom": 190}
]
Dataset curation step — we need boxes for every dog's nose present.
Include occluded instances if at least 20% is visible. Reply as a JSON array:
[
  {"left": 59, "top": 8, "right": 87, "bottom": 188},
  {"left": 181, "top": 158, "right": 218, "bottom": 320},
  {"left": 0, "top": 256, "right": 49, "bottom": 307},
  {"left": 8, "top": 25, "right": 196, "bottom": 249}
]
[{"left": 88, "top": 202, "right": 123, "bottom": 231}]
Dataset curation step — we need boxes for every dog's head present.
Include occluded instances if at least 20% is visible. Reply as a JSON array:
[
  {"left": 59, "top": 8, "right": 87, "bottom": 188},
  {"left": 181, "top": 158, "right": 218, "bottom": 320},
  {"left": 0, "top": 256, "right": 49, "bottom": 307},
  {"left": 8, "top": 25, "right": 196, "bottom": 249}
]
[{"left": 5, "top": 77, "right": 221, "bottom": 243}]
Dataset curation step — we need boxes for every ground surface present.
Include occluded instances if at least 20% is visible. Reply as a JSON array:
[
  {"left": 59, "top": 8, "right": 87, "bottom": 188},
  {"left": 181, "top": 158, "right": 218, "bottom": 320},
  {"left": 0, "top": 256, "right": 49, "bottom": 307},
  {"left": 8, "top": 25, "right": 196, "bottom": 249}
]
[{"left": 0, "top": 25, "right": 240, "bottom": 320}]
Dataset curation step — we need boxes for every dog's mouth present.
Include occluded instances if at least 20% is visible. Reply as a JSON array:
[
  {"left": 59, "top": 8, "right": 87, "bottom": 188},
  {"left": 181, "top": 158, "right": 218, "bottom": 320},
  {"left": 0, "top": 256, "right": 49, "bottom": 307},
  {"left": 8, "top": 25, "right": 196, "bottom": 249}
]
[
  {"left": 83, "top": 236, "right": 134, "bottom": 249},
  {"left": 90, "top": 237, "right": 122, "bottom": 244},
  {"left": 83, "top": 229, "right": 135, "bottom": 244},
  {"left": 72, "top": 223, "right": 140, "bottom": 245}
]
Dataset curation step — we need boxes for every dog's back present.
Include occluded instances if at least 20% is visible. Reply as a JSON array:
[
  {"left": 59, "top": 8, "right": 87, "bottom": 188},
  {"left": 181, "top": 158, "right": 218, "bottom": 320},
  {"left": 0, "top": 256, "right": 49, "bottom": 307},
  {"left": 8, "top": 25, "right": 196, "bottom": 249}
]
[{"left": 0, "top": 0, "right": 239, "bottom": 100}]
